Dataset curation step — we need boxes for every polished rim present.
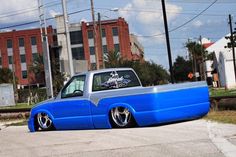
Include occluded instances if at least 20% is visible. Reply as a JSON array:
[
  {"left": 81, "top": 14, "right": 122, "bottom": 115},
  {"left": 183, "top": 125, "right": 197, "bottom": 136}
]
[
  {"left": 37, "top": 113, "right": 52, "bottom": 129},
  {"left": 111, "top": 107, "right": 131, "bottom": 127}
]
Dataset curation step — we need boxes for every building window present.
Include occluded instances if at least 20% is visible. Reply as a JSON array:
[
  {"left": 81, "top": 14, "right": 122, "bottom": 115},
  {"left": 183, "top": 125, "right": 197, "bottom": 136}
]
[
  {"left": 112, "top": 27, "right": 118, "bottom": 36},
  {"left": 103, "top": 45, "right": 108, "bottom": 54},
  {"left": 114, "top": 44, "right": 120, "bottom": 52},
  {"left": 31, "top": 37, "right": 37, "bottom": 45},
  {"left": 32, "top": 53, "right": 38, "bottom": 61},
  {"left": 89, "top": 46, "right": 95, "bottom": 55},
  {"left": 7, "top": 39, "right": 13, "bottom": 48},
  {"left": 20, "top": 54, "right": 26, "bottom": 63},
  {"left": 19, "top": 38, "right": 24, "bottom": 47},
  {"left": 72, "top": 47, "right": 85, "bottom": 60},
  {"left": 22, "top": 70, "right": 27, "bottom": 79},
  {"left": 102, "top": 29, "right": 106, "bottom": 37},
  {"left": 87, "top": 30, "right": 93, "bottom": 39},
  {"left": 8, "top": 56, "right": 13, "bottom": 64},
  {"left": 70, "top": 31, "right": 83, "bottom": 45}
]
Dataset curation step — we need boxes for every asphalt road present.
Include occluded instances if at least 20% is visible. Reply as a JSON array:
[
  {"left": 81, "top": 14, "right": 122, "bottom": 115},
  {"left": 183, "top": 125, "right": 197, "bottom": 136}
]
[{"left": 0, "top": 119, "right": 236, "bottom": 157}]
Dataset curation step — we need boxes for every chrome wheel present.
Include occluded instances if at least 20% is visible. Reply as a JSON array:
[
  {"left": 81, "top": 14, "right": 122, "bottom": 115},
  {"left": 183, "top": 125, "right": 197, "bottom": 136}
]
[
  {"left": 111, "top": 107, "right": 132, "bottom": 127},
  {"left": 37, "top": 113, "right": 53, "bottom": 130}
]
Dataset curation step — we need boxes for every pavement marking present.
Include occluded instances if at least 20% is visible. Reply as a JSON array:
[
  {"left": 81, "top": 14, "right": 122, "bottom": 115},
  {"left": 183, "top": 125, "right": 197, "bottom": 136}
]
[{"left": 207, "top": 121, "right": 236, "bottom": 157}]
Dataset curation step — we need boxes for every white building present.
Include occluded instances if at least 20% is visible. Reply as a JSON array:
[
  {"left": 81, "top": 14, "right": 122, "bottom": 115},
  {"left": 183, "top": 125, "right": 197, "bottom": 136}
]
[
  {"left": 55, "top": 15, "right": 88, "bottom": 74},
  {"left": 206, "top": 35, "right": 236, "bottom": 89}
]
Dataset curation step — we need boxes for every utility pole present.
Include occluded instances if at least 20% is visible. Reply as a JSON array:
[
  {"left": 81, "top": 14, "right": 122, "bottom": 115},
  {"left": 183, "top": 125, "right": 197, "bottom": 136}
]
[
  {"left": 11, "top": 46, "right": 17, "bottom": 102},
  {"left": 90, "top": 0, "right": 100, "bottom": 70},
  {"left": 62, "top": 0, "right": 74, "bottom": 77},
  {"left": 228, "top": 14, "right": 236, "bottom": 82},
  {"left": 199, "top": 35, "right": 205, "bottom": 80},
  {"left": 98, "top": 13, "right": 105, "bottom": 69},
  {"left": 38, "top": 0, "right": 53, "bottom": 98},
  {"left": 161, "top": 0, "right": 174, "bottom": 84}
]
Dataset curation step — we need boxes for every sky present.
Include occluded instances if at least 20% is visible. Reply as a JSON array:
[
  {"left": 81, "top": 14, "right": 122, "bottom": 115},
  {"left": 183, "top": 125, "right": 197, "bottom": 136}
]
[{"left": 0, "top": 0, "right": 236, "bottom": 70}]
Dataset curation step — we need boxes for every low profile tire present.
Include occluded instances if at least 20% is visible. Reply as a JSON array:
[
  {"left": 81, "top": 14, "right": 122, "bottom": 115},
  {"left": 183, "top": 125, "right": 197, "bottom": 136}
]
[
  {"left": 110, "top": 107, "right": 136, "bottom": 128},
  {"left": 35, "top": 112, "right": 54, "bottom": 131}
]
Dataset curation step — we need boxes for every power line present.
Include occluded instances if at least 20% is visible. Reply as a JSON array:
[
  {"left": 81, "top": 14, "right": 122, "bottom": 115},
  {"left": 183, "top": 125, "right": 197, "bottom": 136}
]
[
  {"left": 0, "top": 8, "right": 90, "bottom": 30},
  {"left": 136, "top": 0, "right": 218, "bottom": 37},
  {"left": 0, "top": 1, "right": 61, "bottom": 19},
  {"left": 117, "top": 8, "right": 228, "bottom": 17},
  {"left": 167, "top": 0, "right": 235, "bottom": 4},
  {"left": 0, "top": 0, "right": 80, "bottom": 19},
  {"left": 144, "top": 0, "right": 235, "bottom": 4}
]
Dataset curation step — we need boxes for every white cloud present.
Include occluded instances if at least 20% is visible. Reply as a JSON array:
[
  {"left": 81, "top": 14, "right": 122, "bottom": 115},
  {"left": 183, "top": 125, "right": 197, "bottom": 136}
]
[
  {"left": 118, "top": 0, "right": 182, "bottom": 44},
  {"left": 193, "top": 20, "right": 203, "bottom": 27},
  {"left": 0, "top": 0, "right": 38, "bottom": 24},
  {"left": 49, "top": 10, "right": 61, "bottom": 18}
]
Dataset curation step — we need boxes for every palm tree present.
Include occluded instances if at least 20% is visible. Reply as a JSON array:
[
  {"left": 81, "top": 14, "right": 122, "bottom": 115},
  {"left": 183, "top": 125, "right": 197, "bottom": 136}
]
[
  {"left": 29, "top": 54, "right": 45, "bottom": 82},
  {"left": 0, "top": 68, "right": 14, "bottom": 83},
  {"left": 104, "top": 50, "right": 122, "bottom": 68},
  {"left": 185, "top": 40, "right": 207, "bottom": 80},
  {"left": 51, "top": 58, "right": 65, "bottom": 95}
]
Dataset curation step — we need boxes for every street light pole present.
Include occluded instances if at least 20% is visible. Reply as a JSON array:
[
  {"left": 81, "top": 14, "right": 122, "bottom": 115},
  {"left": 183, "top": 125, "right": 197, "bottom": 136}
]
[
  {"left": 90, "top": 0, "right": 100, "bottom": 70},
  {"left": 98, "top": 12, "right": 105, "bottom": 69},
  {"left": 62, "top": 0, "right": 74, "bottom": 77},
  {"left": 161, "top": 0, "right": 174, "bottom": 84},
  {"left": 38, "top": 0, "right": 53, "bottom": 98}
]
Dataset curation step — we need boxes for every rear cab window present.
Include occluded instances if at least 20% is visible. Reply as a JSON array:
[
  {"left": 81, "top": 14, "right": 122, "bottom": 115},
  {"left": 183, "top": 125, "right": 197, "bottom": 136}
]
[{"left": 92, "top": 70, "right": 141, "bottom": 92}]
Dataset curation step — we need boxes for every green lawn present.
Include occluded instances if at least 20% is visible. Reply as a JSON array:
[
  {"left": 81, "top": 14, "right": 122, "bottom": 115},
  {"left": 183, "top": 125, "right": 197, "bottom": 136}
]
[
  {"left": 0, "top": 103, "right": 35, "bottom": 109},
  {"left": 4, "top": 120, "right": 28, "bottom": 126},
  {"left": 204, "top": 111, "right": 236, "bottom": 124},
  {"left": 209, "top": 88, "right": 236, "bottom": 97}
]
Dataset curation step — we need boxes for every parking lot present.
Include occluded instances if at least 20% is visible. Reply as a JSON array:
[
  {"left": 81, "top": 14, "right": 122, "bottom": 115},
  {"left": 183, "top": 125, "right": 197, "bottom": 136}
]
[{"left": 0, "top": 119, "right": 236, "bottom": 157}]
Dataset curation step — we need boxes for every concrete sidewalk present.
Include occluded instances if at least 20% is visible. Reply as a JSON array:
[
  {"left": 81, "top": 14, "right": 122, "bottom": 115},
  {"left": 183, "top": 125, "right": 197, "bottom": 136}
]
[{"left": 0, "top": 119, "right": 236, "bottom": 157}]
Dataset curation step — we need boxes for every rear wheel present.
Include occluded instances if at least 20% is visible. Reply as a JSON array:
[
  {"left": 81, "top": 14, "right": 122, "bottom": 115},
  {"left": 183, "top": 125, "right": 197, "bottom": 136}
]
[
  {"left": 36, "top": 113, "right": 54, "bottom": 131},
  {"left": 110, "top": 107, "right": 136, "bottom": 128}
]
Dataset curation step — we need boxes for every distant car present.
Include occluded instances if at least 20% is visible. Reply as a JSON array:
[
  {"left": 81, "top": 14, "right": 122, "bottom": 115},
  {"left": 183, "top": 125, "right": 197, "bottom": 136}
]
[{"left": 28, "top": 68, "right": 210, "bottom": 132}]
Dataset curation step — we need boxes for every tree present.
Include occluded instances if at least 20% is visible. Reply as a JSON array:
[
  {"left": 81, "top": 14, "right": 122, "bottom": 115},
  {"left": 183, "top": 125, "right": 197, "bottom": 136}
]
[
  {"left": 0, "top": 68, "right": 15, "bottom": 83},
  {"left": 51, "top": 58, "right": 65, "bottom": 95},
  {"left": 185, "top": 40, "right": 208, "bottom": 80},
  {"left": 173, "top": 56, "right": 192, "bottom": 82},
  {"left": 29, "top": 54, "right": 65, "bottom": 95},
  {"left": 104, "top": 50, "right": 122, "bottom": 68},
  {"left": 105, "top": 51, "right": 169, "bottom": 86},
  {"left": 29, "top": 54, "right": 45, "bottom": 82}
]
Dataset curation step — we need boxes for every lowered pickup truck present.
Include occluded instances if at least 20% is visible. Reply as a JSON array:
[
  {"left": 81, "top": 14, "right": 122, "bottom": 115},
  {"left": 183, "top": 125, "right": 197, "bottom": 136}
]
[{"left": 28, "top": 68, "right": 210, "bottom": 132}]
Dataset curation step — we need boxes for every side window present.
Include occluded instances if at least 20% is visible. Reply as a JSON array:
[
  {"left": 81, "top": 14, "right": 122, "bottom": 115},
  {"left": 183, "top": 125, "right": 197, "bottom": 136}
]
[
  {"left": 61, "top": 75, "right": 86, "bottom": 98},
  {"left": 92, "top": 70, "right": 141, "bottom": 92}
]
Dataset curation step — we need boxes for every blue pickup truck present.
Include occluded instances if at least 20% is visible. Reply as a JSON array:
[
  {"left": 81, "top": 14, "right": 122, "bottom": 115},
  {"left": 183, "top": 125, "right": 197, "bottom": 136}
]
[{"left": 28, "top": 68, "right": 210, "bottom": 132}]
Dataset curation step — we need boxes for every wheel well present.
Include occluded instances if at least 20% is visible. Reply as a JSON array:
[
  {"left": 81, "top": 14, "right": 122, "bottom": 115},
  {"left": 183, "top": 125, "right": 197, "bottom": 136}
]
[
  {"left": 108, "top": 106, "right": 137, "bottom": 128},
  {"left": 33, "top": 112, "right": 55, "bottom": 131}
]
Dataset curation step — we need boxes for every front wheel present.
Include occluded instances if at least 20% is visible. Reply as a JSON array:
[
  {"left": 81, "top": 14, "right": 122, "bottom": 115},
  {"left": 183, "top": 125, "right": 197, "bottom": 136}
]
[
  {"left": 110, "top": 107, "right": 136, "bottom": 128},
  {"left": 36, "top": 112, "right": 54, "bottom": 131}
]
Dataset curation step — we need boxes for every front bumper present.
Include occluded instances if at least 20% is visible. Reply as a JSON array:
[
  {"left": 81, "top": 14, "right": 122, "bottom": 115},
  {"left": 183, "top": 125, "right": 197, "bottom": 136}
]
[{"left": 28, "top": 118, "right": 35, "bottom": 132}]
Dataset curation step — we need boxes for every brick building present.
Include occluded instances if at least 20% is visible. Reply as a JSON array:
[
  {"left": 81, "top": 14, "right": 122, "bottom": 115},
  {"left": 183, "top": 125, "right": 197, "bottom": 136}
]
[
  {"left": 0, "top": 17, "right": 144, "bottom": 88},
  {"left": 56, "top": 16, "right": 144, "bottom": 73},
  {"left": 0, "top": 26, "right": 54, "bottom": 88}
]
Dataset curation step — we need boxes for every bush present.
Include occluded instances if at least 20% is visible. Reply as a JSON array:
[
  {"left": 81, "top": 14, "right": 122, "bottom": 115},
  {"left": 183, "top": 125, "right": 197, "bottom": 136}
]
[{"left": 17, "top": 88, "right": 47, "bottom": 103}]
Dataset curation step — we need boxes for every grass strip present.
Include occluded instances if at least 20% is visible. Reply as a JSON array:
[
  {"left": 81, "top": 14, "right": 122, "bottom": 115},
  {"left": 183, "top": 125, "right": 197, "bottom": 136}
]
[{"left": 204, "top": 110, "right": 236, "bottom": 124}]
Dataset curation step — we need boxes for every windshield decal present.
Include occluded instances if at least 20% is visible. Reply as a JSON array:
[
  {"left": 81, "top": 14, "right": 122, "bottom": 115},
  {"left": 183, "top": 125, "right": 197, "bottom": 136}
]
[{"left": 100, "top": 71, "right": 131, "bottom": 89}]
